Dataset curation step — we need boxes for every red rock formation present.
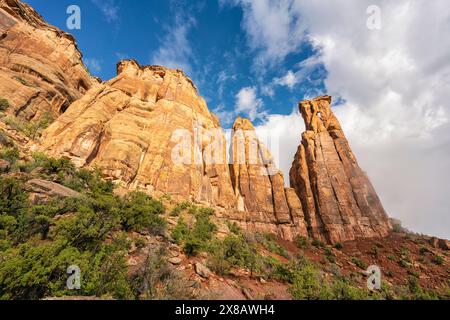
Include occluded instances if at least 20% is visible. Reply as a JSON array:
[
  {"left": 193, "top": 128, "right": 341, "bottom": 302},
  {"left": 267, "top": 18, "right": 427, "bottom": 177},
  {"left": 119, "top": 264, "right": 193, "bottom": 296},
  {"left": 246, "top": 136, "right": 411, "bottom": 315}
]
[
  {"left": 224, "top": 117, "right": 308, "bottom": 241},
  {"left": 38, "top": 60, "right": 236, "bottom": 209},
  {"left": 290, "top": 96, "right": 391, "bottom": 243},
  {"left": 0, "top": 0, "right": 96, "bottom": 121}
]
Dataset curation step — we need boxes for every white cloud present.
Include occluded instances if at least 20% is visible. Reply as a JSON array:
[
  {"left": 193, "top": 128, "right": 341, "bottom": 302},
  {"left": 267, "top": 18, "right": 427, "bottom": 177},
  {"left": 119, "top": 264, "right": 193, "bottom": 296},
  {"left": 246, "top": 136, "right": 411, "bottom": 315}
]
[
  {"left": 274, "top": 70, "right": 297, "bottom": 89},
  {"left": 151, "top": 15, "right": 196, "bottom": 74},
  {"left": 84, "top": 58, "right": 102, "bottom": 73},
  {"left": 231, "top": 0, "right": 450, "bottom": 238},
  {"left": 91, "top": 0, "right": 119, "bottom": 23},
  {"left": 235, "top": 86, "right": 265, "bottom": 121},
  {"left": 221, "top": 0, "right": 305, "bottom": 71},
  {"left": 255, "top": 110, "right": 304, "bottom": 178}
]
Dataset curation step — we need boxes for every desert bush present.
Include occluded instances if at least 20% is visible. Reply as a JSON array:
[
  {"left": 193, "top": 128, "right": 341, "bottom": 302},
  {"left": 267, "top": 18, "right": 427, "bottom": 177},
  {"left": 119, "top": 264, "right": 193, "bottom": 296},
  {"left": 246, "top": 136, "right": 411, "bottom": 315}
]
[
  {"left": 311, "top": 238, "right": 325, "bottom": 248},
  {"left": 351, "top": 257, "right": 368, "bottom": 270},
  {"left": 0, "top": 130, "right": 12, "bottom": 146},
  {"left": 130, "top": 245, "right": 194, "bottom": 300},
  {"left": 289, "top": 263, "right": 331, "bottom": 300},
  {"left": 0, "top": 146, "right": 19, "bottom": 164},
  {"left": 3, "top": 115, "right": 50, "bottom": 139},
  {"left": 255, "top": 233, "right": 289, "bottom": 258},
  {"left": 120, "top": 192, "right": 165, "bottom": 235},
  {"left": 295, "top": 236, "right": 309, "bottom": 249},
  {"left": 333, "top": 242, "right": 343, "bottom": 250},
  {"left": 226, "top": 221, "right": 241, "bottom": 235},
  {"left": 0, "top": 98, "right": 9, "bottom": 111},
  {"left": 432, "top": 255, "right": 444, "bottom": 265},
  {"left": 208, "top": 234, "right": 259, "bottom": 276},
  {"left": 171, "top": 207, "right": 217, "bottom": 256}
]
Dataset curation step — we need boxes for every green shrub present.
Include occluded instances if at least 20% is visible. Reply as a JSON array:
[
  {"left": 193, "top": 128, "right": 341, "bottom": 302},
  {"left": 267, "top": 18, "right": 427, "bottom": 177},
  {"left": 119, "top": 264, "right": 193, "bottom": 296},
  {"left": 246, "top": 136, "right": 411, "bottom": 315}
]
[
  {"left": 289, "top": 263, "right": 331, "bottom": 300},
  {"left": 311, "top": 239, "right": 325, "bottom": 248},
  {"left": 324, "top": 248, "right": 336, "bottom": 263},
  {"left": 0, "top": 130, "right": 12, "bottom": 146},
  {"left": 333, "top": 242, "right": 343, "bottom": 250},
  {"left": 120, "top": 192, "right": 165, "bottom": 235},
  {"left": 207, "top": 235, "right": 259, "bottom": 276},
  {"left": 295, "top": 236, "right": 309, "bottom": 249},
  {"left": 255, "top": 233, "right": 289, "bottom": 258},
  {"left": 432, "top": 255, "right": 444, "bottom": 265},
  {"left": 171, "top": 208, "right": 217, "bottom": 256},
  {"left": 398, "top": 259, "right": 411, "bottom": 268},
  {"left": 351, "top": 257, "right": 368, "bottom": 270},
  {"left": 0, "top": 98, "right": 9, "bottom": 111},
  {"left": 130, "top": 245, "right": 194, "bottom": 300},
  {"left": 226, "top": 221, "right": 241, "bottom": 235},
  {"left": 3, "top": 113, "right": 53, "bottom": 139},
  {"left": 330, "top": 278, "right": 372, "bottom": 300},
  {"left": 0, "top": 146, "right": 19, "bottom": 164},
  {"left": 0, "top": 237, "right": 132, "bottom": 300}
]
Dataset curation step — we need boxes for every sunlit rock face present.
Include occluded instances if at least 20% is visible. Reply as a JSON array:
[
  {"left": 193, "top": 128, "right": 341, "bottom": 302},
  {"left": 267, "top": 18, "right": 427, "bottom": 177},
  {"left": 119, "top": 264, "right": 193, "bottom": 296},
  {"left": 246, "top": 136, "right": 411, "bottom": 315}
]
[
  {"left": 290, "top": 96, "right": 392, "bottom": 243},
  {"left": 39, "top": 60, "right": 236, "bottom": 209},
  {"left": 0, "top": 0, "right": 96, "bottom": 121},
  {"left": 223, "top": 117, "right": 308, "bottom": 241}
]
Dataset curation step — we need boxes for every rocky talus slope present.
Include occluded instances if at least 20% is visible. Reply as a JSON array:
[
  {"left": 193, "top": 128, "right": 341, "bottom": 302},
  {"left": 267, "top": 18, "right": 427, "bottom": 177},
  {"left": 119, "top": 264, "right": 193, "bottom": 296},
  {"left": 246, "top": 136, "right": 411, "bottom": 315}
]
[
  {"left": 290, "top": 96, "right": 392, "bottom": 243},
  {"left": 0, "top": 0, "right": 96, "bottom": 121}
]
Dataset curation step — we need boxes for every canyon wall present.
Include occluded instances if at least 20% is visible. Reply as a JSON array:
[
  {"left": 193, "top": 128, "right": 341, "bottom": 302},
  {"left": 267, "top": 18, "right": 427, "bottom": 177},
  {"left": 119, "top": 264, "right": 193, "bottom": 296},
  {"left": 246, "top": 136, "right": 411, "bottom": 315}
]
[
  {"left": 1, "top": 0, "right": 392, "bottom": 244},
  {"left": 0, "top": 0, "right": 96, "bottom": 121},
  {"left": 39, "top": 60, "right": 236, "bottom": 209}
]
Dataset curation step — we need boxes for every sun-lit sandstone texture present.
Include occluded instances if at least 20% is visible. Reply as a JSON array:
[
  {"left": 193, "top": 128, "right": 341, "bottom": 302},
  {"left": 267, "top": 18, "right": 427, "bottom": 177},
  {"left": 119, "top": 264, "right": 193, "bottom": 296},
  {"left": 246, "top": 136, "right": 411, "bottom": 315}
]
[
  {"left": 224, "top": 117, "right": 308, "bottom": 241},
  {"left": 39, "top": 60, "right": 236, "bottom": 209},
  {"left": 0, "top": 0, "right": 96, "bottom": 121},
  {"left": 289, "top": 96, "right": 392, "bottom": 243}
]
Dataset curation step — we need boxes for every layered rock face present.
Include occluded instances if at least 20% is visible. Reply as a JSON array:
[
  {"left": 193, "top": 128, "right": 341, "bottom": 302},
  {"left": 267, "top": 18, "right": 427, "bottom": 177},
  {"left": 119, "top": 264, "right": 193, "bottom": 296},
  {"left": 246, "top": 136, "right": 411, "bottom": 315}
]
[
  {"left": 0, "top": 0, "right": 95, "bottom": 121},
  {"left": 39, "top": 60, "right": 236, "bottom": 209},
  {"left": 224, "top": 117, "right": 308, "bottom": 241},
  {"left": 289, "top": 96, "right": 391, "bottom": 243}
]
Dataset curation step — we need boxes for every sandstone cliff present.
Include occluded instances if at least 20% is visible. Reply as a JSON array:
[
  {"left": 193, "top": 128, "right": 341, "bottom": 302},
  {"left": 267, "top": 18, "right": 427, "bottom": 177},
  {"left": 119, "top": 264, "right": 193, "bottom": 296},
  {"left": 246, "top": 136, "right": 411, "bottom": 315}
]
[
  {"left": 39, "top": 60, "right": 236, "bottom": 209},
  {"left": 289, "top": 96, "right": 392, "bottom": 243},
  {"left": 223, "top": 117, "right": 308, "bottom": 241},
  {"left": 0, "top": 0, "right": 96, "bottom": 121}
]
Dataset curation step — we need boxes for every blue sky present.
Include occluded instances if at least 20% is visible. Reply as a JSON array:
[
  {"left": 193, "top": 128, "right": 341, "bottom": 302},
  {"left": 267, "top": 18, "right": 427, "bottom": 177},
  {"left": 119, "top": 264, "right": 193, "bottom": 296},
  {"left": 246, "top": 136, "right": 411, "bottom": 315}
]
[{"left": 24, "top": 0, "right": 326, "bottom": 127}]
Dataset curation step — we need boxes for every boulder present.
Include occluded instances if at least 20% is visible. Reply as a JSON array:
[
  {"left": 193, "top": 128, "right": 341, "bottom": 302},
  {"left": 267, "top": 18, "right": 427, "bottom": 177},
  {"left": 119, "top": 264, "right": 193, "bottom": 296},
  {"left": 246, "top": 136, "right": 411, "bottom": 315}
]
[
  {"left": 195, "top": 262, "right": 212, "bottom": 279},
  {"left": 26, "top": 179, "right": 80, "bottom": 204}
]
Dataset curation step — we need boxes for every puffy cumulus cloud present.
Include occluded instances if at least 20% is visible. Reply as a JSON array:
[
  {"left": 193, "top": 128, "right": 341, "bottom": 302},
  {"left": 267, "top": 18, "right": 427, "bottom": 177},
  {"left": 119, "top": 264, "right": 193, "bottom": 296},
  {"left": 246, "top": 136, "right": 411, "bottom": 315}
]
[
  {"left": 235, "top": 86, "right": 266, "bottom": 121},
  {"left": 231, "top": 0, "right": 450, "bottom": 238},
  {"left": 220, "top": 0, "right": 305, "bottom": 70},
  {"left": 264, "top": 56, "right": 324, "bottom": 95},
  {"left": 254, "top": 110, "right": 304, "bottom": 180}
]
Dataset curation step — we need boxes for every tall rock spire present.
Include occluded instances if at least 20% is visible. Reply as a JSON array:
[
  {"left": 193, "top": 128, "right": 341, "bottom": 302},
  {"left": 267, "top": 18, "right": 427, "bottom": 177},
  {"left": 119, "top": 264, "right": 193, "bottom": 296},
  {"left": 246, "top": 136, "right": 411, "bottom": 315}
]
[
  {"left": 289, "top": 96, "right": 392, "bottom": 243},
  {"left": 225, "top": 117, "right": 308, "bottom": 241}
]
